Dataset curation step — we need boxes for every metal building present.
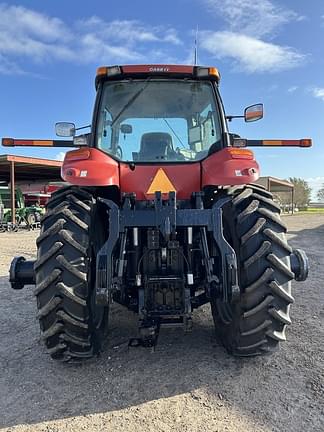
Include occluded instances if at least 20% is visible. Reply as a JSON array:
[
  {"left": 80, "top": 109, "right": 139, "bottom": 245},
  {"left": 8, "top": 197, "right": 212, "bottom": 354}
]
[
  {"left": 0, "top": 154, "right": 62, "bottom": 223},
  {"left": 255, "top": 176, "right": 294, "bottom": 212}
]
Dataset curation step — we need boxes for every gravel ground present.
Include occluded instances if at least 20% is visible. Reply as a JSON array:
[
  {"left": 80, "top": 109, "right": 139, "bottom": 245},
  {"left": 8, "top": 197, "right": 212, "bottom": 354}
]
[{"left": 0, "top": 214, "right": 323, "bottom": 432}]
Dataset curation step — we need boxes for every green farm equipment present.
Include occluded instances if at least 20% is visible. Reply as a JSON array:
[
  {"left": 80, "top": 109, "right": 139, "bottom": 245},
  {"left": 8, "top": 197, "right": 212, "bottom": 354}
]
[{"left": 0, "top": 186, "right": 44, "bottom": 230}]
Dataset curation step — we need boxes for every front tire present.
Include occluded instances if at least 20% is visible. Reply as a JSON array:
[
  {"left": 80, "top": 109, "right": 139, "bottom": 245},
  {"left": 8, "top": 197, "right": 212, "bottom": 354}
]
[
  {"left": 34, "top": 187, "right": 108, "bottom": 361},
  {"left": 211, "top": 184, "right": 294, "bottom": 357}
]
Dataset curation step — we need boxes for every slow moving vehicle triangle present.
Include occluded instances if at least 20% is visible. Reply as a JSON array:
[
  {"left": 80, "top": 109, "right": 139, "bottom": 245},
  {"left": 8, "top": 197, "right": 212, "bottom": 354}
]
[{"left": 146, "top": 168, "right": 176, "bottom": 194}]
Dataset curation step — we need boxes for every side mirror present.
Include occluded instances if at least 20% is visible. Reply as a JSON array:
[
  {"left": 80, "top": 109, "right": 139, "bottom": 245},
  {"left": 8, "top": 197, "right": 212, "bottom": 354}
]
[
  {"left": 120, "top": 124, "right": 133, "bottom": 134},
  {"left": 244, "top": 104, "right": 263, "bottom": 122},
  {"left": 55, "top": 122, "right": 76, "bottom": 137}
]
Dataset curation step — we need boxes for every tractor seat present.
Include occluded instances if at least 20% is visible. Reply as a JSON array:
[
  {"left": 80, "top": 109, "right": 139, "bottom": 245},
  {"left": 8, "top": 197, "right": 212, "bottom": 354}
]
[{"left": 139, "top": 132, "right": 173, "bottom": 160}]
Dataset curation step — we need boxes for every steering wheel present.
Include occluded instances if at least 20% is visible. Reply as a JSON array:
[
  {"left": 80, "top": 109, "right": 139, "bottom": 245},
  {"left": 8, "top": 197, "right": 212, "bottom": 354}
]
[
  {"left": 115, "top": 146, "right": 123, "bottom": 159},
  {"left": 169, "top": 148, "right": 185, "bottom": 161}
]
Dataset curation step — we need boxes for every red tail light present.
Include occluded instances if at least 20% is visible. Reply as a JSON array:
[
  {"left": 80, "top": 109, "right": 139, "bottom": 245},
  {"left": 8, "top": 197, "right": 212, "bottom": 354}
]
[
  {"left": 64, "top": 148, "right": 90, "bottom": 161},
  {"left": 228, "top": 148, "right": 254, "bottom": 160}
]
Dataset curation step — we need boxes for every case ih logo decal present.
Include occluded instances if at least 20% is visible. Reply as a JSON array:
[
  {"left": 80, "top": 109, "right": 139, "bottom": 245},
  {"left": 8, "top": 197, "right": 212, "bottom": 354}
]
[{"left": 149, "top": 67, "right": 170, "bottom": 72}]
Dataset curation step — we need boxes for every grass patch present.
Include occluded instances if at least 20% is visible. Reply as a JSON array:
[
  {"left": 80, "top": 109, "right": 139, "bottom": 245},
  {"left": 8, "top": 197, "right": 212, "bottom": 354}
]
[{"left": 287, "top": 208, "right": 324, "bottom": 215}]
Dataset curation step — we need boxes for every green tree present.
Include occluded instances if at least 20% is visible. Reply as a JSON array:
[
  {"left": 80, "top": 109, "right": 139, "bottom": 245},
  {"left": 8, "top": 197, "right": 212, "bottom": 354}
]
[
  {"left": 317, "top": 184, "right": 324, "bottom": 202},
  {"left": 288, "top": 177, "right": 312, "bottom": 208}
]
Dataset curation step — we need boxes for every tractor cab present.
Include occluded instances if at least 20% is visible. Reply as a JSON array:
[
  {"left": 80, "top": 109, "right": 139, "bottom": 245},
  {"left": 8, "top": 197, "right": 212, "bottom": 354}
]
[
  {"left": 92, "top": 65, "right": 264, "bottom": 164},
  {"left": 54, "top": 66, "right": 267, "bottom": 199}
]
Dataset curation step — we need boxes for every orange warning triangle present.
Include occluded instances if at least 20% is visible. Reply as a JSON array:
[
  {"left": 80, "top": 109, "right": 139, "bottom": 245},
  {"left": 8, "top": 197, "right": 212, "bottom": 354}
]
[{"left": 146, "top": 168, "right": 176, "bottom": 194}]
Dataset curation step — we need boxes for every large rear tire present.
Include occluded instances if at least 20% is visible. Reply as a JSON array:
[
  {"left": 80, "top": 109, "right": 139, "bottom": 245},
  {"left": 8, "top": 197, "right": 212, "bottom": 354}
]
[
  {"left": 34, "top": 187, "right": 108, "bottom": 361},
  {"left": 211, "top": 184, "right": 294, "bottom": 357}
]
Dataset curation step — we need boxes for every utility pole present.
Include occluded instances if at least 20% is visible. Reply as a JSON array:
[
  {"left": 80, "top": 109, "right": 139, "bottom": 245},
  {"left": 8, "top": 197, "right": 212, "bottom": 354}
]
[
  {"left": 194, "top": 25, "right": 199, "bottom": 65},
  {"left": 10, "top": 160, "right": 16, "bottom": 224}
]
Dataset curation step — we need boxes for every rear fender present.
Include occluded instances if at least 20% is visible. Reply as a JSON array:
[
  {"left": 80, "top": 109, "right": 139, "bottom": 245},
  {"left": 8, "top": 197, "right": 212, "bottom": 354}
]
[
  {"left": 61, "top": 148, "right": 120, "bottom": 187},
  {"left": 201, "top": 147, "right": 259, "bottom": 187}
]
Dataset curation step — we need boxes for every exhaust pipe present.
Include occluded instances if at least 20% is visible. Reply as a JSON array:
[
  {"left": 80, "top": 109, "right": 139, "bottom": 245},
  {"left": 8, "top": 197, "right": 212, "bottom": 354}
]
[{"left": 9, "top": 256, "right": 35, "bottom": 290}]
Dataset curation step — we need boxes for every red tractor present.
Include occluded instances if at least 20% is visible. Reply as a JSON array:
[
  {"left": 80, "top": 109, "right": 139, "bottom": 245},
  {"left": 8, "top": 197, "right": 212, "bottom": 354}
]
[{"left": 4, "top": 65, "right": 310, "bottom": 362}]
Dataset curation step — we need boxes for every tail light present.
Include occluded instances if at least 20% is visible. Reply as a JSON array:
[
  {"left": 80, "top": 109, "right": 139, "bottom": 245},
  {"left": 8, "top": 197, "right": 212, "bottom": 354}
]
[
  {"left": 228, "top": 148, "right": 254, "bottom": 160},
  {"left": 96, "top": 66, "right": 121, "bottom": 79},
  {"left": 64, "top": 148, "right": 91, "bottom": 161}
]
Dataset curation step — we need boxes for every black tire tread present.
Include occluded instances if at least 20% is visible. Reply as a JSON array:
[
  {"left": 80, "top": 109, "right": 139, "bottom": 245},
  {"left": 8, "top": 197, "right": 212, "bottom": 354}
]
[
  {"left": 211, "top": 184, "right": 294, "bottom": 356},
  {"left": 34, "top": 186, "right": 106, "bottom": 361}
]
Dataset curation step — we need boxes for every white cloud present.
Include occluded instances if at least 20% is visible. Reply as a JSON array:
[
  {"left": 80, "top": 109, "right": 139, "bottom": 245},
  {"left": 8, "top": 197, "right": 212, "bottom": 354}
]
[
  {"left": 0, "top": 54, "right": 25, "bottom": 75},
  {"left": 310, "top": 87, "right": 324, "bottom": 101},
  {"left": 0, "top": 5, "right": 183, "bottom": 73},
  {"left": 78, "top": 18, "right": 182, "bottom": 46},
  {"left": 306, "top": 177, "right": 324, "bottom": 201},
  {"left": 75, "top": 18, "right": 182, "bottom": 63},
  {"left": 79, "top": 18, "right": 159, "bottom": 42},
  {"left": 163, "top": 29, "right": 183, "bottom": 46},
  {"left": 0, "top": 4, "right": 70, "bottom": 42},
  {"left": 288, "top": 86, "right": 298, "bottom": 93},
  {"left": 0, "top": 4, "right": 75, "bottom": 62},
  {"left": 203, "top": 0, "right": 304, "bottom": 38},
  {"left": 55, "top": 152, "right": 66, "bottom": 161},
  {"left": 200, "top": 31, "right": 304, "bottom": 73},
  {"left": 79, "top": 33, "right": 144, "bottom": 63},
  {"left": 199, "top": 0, "right": 306, "bottom": 74},
  {"left": 0, "top": 3, "right": 305, "bottom": 76}
]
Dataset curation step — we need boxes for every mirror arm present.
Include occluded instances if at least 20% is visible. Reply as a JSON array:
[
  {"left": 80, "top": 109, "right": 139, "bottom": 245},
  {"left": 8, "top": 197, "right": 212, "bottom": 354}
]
[
  {"left": 75, "top": 124, "right": 91, "bottom": 132},
  {"left": 226, "top": 115, "right": 244, "bottom": 122}
]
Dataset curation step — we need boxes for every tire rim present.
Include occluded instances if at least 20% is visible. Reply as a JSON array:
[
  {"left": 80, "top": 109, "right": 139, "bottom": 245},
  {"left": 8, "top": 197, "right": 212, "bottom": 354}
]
[{"left": 28, "top": 214, "right": 36, "bottom": 225}]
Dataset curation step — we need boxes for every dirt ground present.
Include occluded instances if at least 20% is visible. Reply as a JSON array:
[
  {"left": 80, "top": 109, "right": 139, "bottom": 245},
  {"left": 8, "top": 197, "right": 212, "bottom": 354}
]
[{"left": 0, "top": 214, "right": 323, "bottom": 432}]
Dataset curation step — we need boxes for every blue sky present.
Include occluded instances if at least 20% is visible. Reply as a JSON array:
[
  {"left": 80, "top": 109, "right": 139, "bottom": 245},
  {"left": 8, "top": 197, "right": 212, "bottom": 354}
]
[{"left": 0, "top": 0, "right": 323, "bottom": 198}]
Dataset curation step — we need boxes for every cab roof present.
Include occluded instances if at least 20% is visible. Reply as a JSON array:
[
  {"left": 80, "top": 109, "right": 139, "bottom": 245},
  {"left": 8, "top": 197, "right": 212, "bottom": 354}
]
[{"left": 95, "top": 65, "right": 220, "bottom": 88}]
